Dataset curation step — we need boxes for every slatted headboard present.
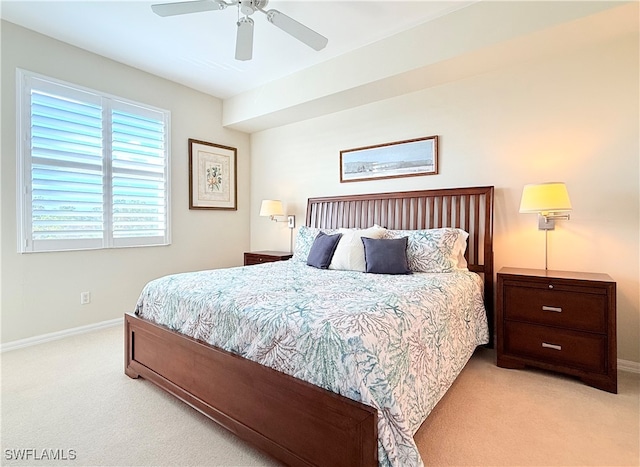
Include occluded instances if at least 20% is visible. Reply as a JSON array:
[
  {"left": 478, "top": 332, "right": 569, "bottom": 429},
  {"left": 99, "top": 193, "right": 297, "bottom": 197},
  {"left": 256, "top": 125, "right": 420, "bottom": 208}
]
[{"left": 306, "top": 186, "right": 495, "bottom": 345}]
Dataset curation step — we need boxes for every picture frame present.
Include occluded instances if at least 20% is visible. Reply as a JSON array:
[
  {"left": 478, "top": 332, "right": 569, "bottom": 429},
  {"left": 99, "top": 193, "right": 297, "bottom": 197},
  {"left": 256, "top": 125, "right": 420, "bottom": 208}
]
[
  {"left": 340, "top": 135, "right": 438, "bottom": 183},
  {"left": 189, "top": 139, "right": 237, "bottom": 210}
]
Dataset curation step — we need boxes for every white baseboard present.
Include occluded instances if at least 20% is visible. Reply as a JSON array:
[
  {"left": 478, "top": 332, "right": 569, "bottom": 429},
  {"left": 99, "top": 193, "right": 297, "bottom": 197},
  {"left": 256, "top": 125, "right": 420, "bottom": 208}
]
[
  {"left": 618, "top": 358, "right": 640, "bottom": 374},
  {"left": 1, "top": 317, "right": 123, "bottom": 353}
]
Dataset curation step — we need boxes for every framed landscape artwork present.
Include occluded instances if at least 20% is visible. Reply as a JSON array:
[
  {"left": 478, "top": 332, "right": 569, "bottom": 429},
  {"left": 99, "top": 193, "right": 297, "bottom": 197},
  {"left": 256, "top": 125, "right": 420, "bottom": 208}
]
[
  {"left": 189, "top": 139, "right": 237, "bottom": 210},
  {"left": 340, "top": 135, "right": 438, "bottom": 183}
]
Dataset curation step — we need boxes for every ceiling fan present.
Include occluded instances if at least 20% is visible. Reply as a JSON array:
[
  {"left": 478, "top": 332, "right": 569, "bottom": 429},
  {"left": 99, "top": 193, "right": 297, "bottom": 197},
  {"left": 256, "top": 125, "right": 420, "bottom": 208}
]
[{"left": 151, "top": 0, "right": 328, "bottom": 61}]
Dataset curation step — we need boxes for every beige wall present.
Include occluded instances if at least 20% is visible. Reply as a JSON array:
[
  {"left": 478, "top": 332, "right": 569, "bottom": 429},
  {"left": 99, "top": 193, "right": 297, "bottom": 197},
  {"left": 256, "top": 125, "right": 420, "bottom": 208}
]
[
  {"left": 1, "top": 21, "right": 251, "bottom": 343},
  {"left": 250, "top": 33, "right": 640, "bottom": 363},
  {"left": 2, "top": 16, "right": 638, "bottom": 365}
]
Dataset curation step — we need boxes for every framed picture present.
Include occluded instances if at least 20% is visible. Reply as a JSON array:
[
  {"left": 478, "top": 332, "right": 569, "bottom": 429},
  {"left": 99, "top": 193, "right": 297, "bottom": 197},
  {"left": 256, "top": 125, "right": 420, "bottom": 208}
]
[
  {"left": 340, "top": 135, "right": 438, "bottom": 183},
  {"left": 189, "top": 139, "right": 237, "bottom": 210}
]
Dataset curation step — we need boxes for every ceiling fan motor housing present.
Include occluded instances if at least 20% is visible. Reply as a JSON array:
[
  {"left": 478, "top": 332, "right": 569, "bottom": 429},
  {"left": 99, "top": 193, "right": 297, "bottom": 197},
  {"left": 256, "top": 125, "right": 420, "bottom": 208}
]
[{"left": 240, "top": 0, "right": 268, "bottom": 16}]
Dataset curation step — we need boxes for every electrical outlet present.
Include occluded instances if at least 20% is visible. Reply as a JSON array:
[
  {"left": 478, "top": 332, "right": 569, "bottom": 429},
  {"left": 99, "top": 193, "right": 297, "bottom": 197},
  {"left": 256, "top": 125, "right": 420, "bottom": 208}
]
[{"left": 80, "top": 292, "right": 91, "bottom": 305}]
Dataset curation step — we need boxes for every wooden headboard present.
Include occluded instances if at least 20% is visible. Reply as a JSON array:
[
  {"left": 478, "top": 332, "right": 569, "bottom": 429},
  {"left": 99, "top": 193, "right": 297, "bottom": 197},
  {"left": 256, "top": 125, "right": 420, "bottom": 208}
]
[{"left": 306, "top": 186, "right": 495, "bottom": 345}]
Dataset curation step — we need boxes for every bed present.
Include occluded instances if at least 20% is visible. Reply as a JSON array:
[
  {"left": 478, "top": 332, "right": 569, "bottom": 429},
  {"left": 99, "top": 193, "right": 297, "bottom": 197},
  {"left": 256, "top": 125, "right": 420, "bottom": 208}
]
[{"left": 125, "top": 186, "right": 494, "bottom": 467}]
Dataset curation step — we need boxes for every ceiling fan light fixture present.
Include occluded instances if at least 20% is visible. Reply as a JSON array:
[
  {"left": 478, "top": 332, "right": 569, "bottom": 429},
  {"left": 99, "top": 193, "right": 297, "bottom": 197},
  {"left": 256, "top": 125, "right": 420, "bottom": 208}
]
[{"left": 239, "top": 0, "right": 255, "bottom": 16}]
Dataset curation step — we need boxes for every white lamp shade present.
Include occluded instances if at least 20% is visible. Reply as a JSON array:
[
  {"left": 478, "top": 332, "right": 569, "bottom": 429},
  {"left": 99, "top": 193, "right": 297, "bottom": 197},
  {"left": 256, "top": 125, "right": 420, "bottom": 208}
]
[
  {"left": 260, "top": 199, "right": 284, "bottom": 217},
  {"left": 519, "top": 182, "right": 572, "bottom": 214}
]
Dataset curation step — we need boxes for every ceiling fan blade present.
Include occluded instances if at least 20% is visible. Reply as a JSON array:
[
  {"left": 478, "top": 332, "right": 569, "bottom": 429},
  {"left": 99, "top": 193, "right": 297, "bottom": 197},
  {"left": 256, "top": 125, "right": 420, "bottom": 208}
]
[
  {"left": 265, "top": 9, "right": 328, "bottom": 51},
  {"left": 151, "top": 0, "right": 225, "bottom": 17},
  {"left": 235, "top": 17, "right": 254, "bottom": 61}
]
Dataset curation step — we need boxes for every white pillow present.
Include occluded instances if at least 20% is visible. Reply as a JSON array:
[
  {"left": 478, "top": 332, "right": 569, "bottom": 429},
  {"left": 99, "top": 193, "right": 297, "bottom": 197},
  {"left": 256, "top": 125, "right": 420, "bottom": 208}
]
[{"left": 329, "top": 225, "right": 387, "bottom": 272}]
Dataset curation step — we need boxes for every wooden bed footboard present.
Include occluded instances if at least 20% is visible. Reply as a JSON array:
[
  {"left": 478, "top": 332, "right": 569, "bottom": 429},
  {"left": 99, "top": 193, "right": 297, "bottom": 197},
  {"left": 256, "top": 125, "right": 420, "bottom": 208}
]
[{"left": 125, "top": 312, "right": 378, "bottom": 467}]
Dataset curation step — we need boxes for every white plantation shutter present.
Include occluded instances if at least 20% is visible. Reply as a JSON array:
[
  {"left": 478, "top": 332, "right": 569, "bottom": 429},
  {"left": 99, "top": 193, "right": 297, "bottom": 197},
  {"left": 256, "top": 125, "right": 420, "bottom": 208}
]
[
  {"left": 111, "top": 102, "right": 168, "bottom": 246},
  {"left": 29, "top": 82, "right": 105, "bottom": 251},
  {"left": 18, "top": 70, "right": 170, "bottom": 253}
]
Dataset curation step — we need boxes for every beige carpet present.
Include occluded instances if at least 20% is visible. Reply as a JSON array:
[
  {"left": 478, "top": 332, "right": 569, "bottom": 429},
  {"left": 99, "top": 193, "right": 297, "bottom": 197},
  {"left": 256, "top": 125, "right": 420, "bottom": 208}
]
[{"left": 1, "top": 324, "right": 638, "bottom": 466}]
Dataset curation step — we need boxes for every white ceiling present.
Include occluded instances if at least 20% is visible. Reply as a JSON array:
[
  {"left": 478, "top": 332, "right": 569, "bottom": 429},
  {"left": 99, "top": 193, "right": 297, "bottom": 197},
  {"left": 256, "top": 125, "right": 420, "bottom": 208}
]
[
  {"left": 0, "top": 0, "right": 476, "bottom": 99},
  {"left": 2, "top": 1, "right": 635, "bottom": 132}
]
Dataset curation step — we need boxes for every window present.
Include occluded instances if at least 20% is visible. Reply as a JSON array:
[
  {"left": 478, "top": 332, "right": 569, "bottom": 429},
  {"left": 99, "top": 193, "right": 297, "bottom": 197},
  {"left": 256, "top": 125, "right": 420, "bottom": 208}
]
[{"left": 17, "top": 70, "right": 171, "bottom": 253}]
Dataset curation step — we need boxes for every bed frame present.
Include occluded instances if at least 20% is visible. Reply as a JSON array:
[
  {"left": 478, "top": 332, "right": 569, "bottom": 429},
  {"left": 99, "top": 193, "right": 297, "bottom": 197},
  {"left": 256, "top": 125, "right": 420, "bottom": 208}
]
[{"left": 125, "top": 186, "right": 494, "bottom": 467}]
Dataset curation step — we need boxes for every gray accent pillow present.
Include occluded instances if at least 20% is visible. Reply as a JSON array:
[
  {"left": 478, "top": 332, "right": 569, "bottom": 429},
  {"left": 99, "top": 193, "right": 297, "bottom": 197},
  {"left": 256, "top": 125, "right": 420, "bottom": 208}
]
[
  {"left": 362, "top": 237, "right": 411, "bottom": 275},
  {"left": 292, "top": 226, "right": 339, "bottom": 262},
  {"left": 307, "top": 232, "right": 343, "bottom": 269}
]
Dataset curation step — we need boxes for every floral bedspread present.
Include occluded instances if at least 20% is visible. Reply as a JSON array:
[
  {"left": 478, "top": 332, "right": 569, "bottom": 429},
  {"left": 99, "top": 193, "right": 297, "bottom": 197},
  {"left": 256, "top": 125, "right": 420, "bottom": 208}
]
[{"left": 135, "top": 260, "right": 489, "bottom": 466}]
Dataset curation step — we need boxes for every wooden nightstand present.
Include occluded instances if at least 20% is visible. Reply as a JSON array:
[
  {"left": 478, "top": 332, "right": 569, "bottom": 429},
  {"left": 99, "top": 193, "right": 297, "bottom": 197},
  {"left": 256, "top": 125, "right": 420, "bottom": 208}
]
[
  {"left": 244, "top": 250, "right": 293, "bottom": 266},
  {"left": 497, "top": 267, "right": 617, "bottom": 393}
]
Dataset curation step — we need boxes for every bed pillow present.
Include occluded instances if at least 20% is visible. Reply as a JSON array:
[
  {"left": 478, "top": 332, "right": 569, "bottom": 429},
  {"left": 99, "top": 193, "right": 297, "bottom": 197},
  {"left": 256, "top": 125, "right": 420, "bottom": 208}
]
[
  {"left": 329, "top": 225, "right": 387, "bottom": 272},
  {"left": 361, "top": 237, "right": 411, "bottom": 275},
  {"left": 292, "top": 226, "right": 338, "bottom": 262},
  {"left": 384, "top": 227, "right": 469, "bottom": 273},
  {"left": 307, "top": 232, "right": 343, "bottom": 269}
]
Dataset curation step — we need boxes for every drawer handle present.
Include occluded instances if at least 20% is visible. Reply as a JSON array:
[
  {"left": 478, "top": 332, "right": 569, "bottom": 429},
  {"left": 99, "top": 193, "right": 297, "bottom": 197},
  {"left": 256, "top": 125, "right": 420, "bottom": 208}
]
[
  {"left": 542, "top": 342, "right": 562, "bottom": 351},
  {"left": 542, "top": 305, "right": 562, "bottom": 313}
]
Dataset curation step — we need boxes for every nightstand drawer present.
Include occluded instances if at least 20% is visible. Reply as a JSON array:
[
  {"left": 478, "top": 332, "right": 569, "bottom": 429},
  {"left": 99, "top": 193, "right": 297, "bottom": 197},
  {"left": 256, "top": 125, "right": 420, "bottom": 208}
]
[
  {"left": 504, "top": 321, "right": 606, "bottom": 374},
  {"left": 245, "top": 254, "right": 276, "bottom": 265},
  {"left": 504, "top": 284, "right": 606, "bottom": 333},
  {"left": 244, "top": 251, "right": 293, "bottom": 266}
]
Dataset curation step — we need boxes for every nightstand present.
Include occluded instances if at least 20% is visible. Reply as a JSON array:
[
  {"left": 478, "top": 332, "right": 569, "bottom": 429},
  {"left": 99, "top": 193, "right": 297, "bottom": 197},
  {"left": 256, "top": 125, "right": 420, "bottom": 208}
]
[
  {"left": 497, "top": 267, "right": 617, "bottom": 393},
  {"left": 244, "top": 250, "right": 293, "bottom": 266}
]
